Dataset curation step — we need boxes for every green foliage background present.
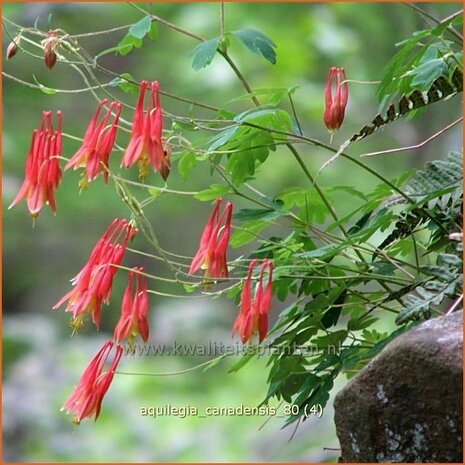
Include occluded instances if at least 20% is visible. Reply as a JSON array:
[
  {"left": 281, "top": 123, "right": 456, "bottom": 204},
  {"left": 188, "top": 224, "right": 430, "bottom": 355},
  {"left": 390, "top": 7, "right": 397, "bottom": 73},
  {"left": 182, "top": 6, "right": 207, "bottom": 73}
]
[{"left": 2, "top": 2, "right": 462, "bottom": 462}]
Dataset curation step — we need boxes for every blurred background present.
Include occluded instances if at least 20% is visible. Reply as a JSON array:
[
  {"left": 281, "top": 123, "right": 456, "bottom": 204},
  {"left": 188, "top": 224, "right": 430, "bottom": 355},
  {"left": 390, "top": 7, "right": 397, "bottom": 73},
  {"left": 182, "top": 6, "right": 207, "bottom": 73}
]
[{"left": 3, "top": 2, "right": 462, "bottom": 462}]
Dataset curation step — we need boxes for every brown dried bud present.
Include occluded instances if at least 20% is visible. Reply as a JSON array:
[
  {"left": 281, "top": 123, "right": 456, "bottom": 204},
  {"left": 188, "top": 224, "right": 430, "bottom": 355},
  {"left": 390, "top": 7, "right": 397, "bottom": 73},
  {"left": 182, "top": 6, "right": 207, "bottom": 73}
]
[
  {"left": 6, "top": 36, "right": 20, "bottom": 60},
  {"left": 160, "top": 140, "right": 171, "bottom": 181},
  {"left": 44, "top": 47, "right": 57, "bottom": 70},
  {"left": 43, "top": 30, "right": 59, "bottom": 70}
]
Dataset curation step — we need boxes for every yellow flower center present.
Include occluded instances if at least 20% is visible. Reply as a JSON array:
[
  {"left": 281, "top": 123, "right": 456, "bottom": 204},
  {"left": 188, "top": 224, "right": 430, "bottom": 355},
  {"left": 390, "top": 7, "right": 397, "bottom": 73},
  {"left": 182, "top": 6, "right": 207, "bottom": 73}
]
[{"left": 138, "top": 156, "right": 149, "bottom": 182}]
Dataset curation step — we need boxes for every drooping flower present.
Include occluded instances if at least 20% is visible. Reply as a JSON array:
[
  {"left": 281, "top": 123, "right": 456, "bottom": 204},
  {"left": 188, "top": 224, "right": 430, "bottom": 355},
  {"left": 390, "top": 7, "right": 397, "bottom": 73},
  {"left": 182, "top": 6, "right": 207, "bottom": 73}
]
[
  {"left": 113, "top": 268, "right": 149, "bottom": 345},
  {"left": 121, "top": 80, "right": 170, "bottom": 182},
  {"left": 65, "top": 99, "right": 122, "bottom": 188},
  {"left": 53, "top": 219, "right": 137, "bottom": 331},
  {"left": 42, "top": 30, "right": 59, "bottom": 70},
  {"left": 61, "top": 340, "right": 123, "bottom": 424},
  {"left": 323, "top": 67, "right": 349, "bottom": 131},
  {"left": 189, "top": 198, "right": 233, "bottom": 279},
  {"left": 9, "top": 111, "right": 62, "bottom": 219},
  {"left": 232, "top": 259, "right": 273, "bottom": 344}
]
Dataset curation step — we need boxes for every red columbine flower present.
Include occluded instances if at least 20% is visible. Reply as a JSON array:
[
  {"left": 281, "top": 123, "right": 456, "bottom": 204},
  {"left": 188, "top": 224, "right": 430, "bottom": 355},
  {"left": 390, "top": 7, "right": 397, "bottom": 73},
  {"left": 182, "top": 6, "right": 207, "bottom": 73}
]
[
  {"left": 189, "top": 198, "right": 233, "bottom": 279},
  {"left": 232, "top": 259, "right": 273, "bottom": 344},
  {"left": 114, "top": 268, "right": 149, "bottom": 345},
  {"left": 53, "top": 219, "right": 137, "bottom": 331},
  {"left": 122, "top": 80, "right": 170, "bottom": 182},
  {"left": 323, "top": 67, "right": 349, "bottom": 132},
  {"left": 65, "top": 99, "right": 122, "bottom": 188},
  {"left": 9, "top": 111, "right": 62, "bottom": 219},
  {"left": 61, "top": 340, "right": 123, "bottom": 424},
  {"left": 42, "top": 30, "right": 59, "bottom": 70}
]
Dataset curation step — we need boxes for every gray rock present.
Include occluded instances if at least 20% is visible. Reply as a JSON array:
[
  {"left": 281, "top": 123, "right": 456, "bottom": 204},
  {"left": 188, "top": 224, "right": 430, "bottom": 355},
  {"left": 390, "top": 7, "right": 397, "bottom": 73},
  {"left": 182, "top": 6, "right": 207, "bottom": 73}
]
[{"left": 334, "top": 311, "right": 463, "bottom": 463}]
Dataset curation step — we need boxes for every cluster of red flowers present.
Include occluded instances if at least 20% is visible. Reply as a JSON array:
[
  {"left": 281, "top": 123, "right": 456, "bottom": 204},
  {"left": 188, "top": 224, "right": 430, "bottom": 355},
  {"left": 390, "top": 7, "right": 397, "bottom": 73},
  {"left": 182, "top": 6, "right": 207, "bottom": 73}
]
[
  {"left": 53, "top": 219, "right": 137, "bottom": 330},
  {"left": 122, "top": 81, "right": 171, "bottom": 182},
  {"left": 8, "top": 111, "right": 62, "bottom": 220},
  {"left": 65, "top": 99, "right": 122, "bottom": 187},
  {"left": 9, "top": 81, "right": 169, "bottom": 218},
  {"left": 189, "top": 198, "right": 233, "bottom": 279},
  {"left": 232, "top": 259, "right": 273, "bottom": 344},
  {"left": 53, "top": 219, "right": 151, "bottom": 424},
  {"left": 189, "top": 199, "right": 274, "bottom": 342},
  {"left": 61, "top": 340, "right": 122, "bottom": 424},
  {"left": 10, "top": 65, "right": 348, "bottom": 216},
  {"left": 55, "top": 205, "right": 272, "bottom": 424},
  {"left": 9, "top": 64, "right": 349, "bottom": 423}
]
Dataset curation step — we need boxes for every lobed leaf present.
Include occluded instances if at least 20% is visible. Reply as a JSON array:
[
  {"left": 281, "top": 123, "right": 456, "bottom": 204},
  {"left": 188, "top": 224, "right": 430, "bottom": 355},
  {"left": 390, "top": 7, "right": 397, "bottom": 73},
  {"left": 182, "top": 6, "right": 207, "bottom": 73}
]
[
  {"left": 231, "top": 28, "right": 277, "bottom": 64},
  {"left": 190, "top": 37, "right": 221, "bottom": 70}
]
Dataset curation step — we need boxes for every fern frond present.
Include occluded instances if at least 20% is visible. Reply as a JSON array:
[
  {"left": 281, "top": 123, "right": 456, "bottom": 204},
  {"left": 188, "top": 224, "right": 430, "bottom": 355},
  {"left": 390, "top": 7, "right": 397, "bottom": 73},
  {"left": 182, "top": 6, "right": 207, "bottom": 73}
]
[
  {"left": 349, "top": 68, "right": 462, "bottom": 144},
  {"left": 396, "top": 251, "right": 463, "bottom": 324}
]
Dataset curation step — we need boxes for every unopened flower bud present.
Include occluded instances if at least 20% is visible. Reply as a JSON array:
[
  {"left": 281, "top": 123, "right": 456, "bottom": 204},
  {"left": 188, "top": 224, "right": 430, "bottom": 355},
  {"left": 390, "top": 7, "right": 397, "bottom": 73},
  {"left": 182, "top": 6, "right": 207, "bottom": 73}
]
[
  {"left": 44, "top": 47, "right": 57, "bottom": 69},
  {"left": 6, "top": 36, "right": 20, "bottom": 60},
  {"left": 43, "top": 30, "right": 59, "bottom": 70},
  {"left": 323, "top": 67, "right": 349, "bottom": 132}
]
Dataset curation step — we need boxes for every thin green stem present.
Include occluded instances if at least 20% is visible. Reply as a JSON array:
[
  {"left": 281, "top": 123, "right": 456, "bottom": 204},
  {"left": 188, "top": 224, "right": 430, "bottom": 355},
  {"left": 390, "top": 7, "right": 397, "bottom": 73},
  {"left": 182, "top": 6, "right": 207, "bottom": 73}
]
[
  {"left": 116, "top": 354, "right": 228, "bottom": 376},
  {"left": 220, "top": 3, "right": 225, "bottom": 38}
]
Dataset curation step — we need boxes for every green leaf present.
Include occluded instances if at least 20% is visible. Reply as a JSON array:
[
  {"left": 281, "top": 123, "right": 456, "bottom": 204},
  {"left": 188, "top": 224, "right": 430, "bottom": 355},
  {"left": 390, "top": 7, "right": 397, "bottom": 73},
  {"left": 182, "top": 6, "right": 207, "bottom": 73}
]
[
  {"left": 148, "top": 21, "right": 158, "bottom": 41},
  {"left": 109, "top": 73, "right": 139, "bottom": 94},
  {"left": 313, "top": 330, "right": 348, "bottom": 350},
  {"left": 377, "top": 29, "right": 430, "bottom": 100},
  {"left": 274, "top": 278, "right": 296, "bottom": 302},
  {"left": 32, "top": 75, "right": 56, "bottom": 95},
  {"left": 276, "top": 187, "right": 330, "bottom": 224},
  {"left": 228, "top": 349, "right": 259, "bottom": 373},
  {"left": 411, "top": 58, "right": 447, "bottom": 90},
  {"left": 233, "top": 208, "right": 284, "bottom": 223},
  {"left": 117, "top": 34, "right": 142, "bottom": 56},
  {"left": 396, "top": 269, "right": 463, "bottom": 325},
  {"left": 327, "top": 185, "right": 368, "bottom": 201},
  {"left": 276, "top": 187, "right": 308, "bottom": 209},
  {"left": 232, "top": 28, "right": 277, "bottom": 64},
  {"left": 177, "top": 152, "right": 197, "bottom": 179},
  {"left": 321, "top": 289, "right": 347, "bottom": 329},
  {"left": 438, "top": 253, "right": 462, "bottom": 268},
  {"left": 230, "top": 220, "right": 268, "bottom": 248},
  {"left": 292, "top": 374, "right": 321, "bottom": 406},
  {"left": 206, "top": 109, "right": 291, "bottom": 187},
  {"left": 299, "top": 243, "right": 344, "bottom": 260},
  {"left": 183, "top": 283, "right": 198, "bottom": 293},
  {"left": 348, "top": 315, "right": 379, "bottom": 331},
  {"left": 207, "top": 126, "right": 239, "bottom": 153},
  {"left": 371, "top": 261, "right": 396, "bottom": 276},
  {"left": 235, "top": 108, "right": 292, "bottom": 132},
  {"left": 190, "top": 37, "right": 220, "bottom": 70},
  {"left": 227, "top": 152, "right": 255, "bottom": 186},
  {"left": 194, "top": 184, "right": 232, "bottom": 201},
  {"left": 116, "top": 17, "right": 153, "bottom": 56},
  {"left": 431, "top": 15, "right": 461, "bottom": 37},
  {"left": 285, "top": 374, "right": 335, "bottom": 426},
  {"left": 128, "top": 15, "right": 152, "bottom": 39},
  {"left": 388, "top": 238, "right": 414, "bottom": 257}
]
